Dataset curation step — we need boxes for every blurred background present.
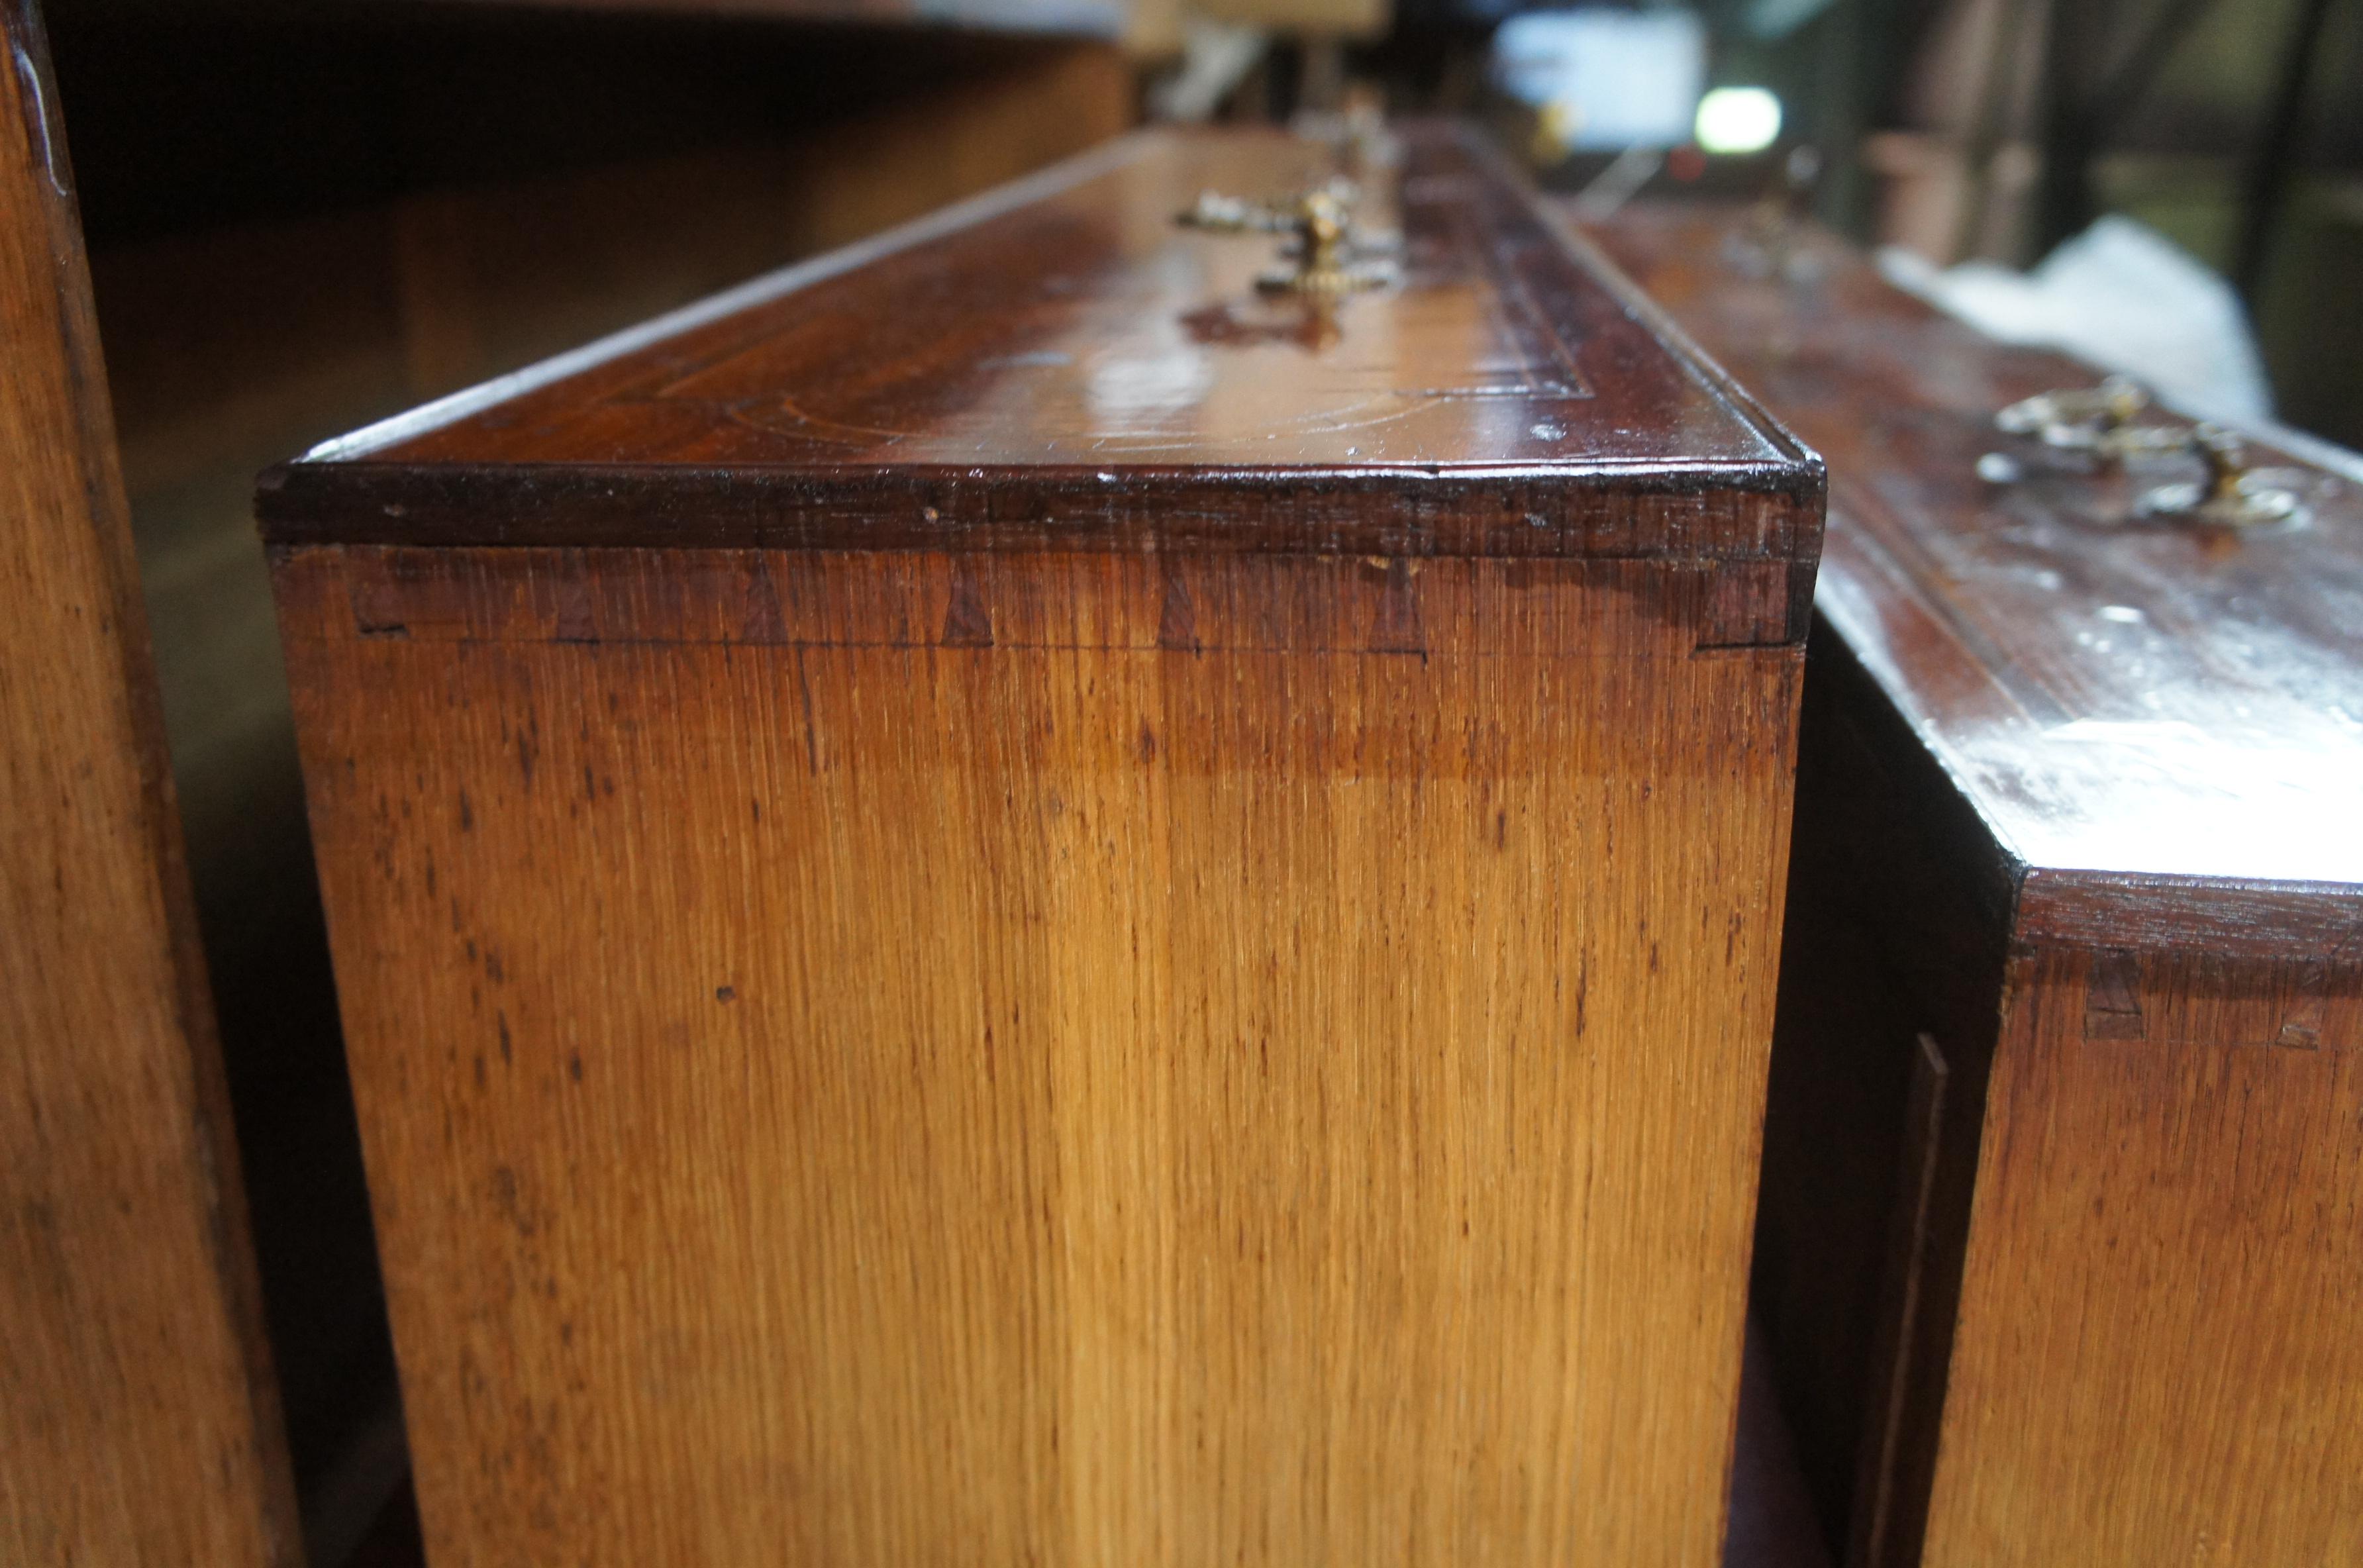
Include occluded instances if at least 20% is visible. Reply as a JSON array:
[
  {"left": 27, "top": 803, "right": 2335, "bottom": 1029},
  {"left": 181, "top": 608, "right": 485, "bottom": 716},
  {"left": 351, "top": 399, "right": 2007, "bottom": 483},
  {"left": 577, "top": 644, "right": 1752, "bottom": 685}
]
[{"left": 33, "top": 0, "right": 2355, "bottom": 1558}]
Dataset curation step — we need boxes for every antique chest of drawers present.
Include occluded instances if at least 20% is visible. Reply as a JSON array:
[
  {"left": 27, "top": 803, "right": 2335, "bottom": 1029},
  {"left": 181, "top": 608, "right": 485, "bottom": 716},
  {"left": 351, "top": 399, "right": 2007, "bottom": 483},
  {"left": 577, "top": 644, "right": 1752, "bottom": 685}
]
[
  {"left": 1587, "top": 203, "right": 2363, "bottom": 1568},
  {"left": 261, "top": 125, "right": 1823, "bottom": 1567}
]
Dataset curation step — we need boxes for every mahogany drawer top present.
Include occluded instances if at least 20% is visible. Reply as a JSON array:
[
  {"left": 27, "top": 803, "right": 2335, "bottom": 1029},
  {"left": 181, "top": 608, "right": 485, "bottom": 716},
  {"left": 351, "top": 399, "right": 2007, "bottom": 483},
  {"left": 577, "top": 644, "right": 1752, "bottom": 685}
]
[
  {"left": 1585, "top": 201, "right": 2363, "bottom": 952},
  {"left": 257, "top": 123, "right": 1819, "bottom": 563}
]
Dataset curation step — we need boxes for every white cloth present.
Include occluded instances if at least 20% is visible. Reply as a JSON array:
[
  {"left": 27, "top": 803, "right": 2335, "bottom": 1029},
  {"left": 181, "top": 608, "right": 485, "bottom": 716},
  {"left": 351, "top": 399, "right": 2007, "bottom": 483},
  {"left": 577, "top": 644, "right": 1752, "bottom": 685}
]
[{"left": 1880, "top": 215, "right": 2275, "bottom": 422}]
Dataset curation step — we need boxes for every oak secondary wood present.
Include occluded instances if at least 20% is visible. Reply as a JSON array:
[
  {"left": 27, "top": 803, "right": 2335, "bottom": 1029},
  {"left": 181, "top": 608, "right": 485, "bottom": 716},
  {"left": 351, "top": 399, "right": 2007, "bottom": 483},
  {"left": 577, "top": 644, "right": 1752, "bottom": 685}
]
[
  {"left": 268, "top": 125, "right": 1822, "bottom": 1567},
  {"left": 1584, "top": 201, "right": 2363, "bottom": 1568},
  {"left": 79, "top": 36, "right": 1134, "bottom": 1516},
  {"left": 0, "top": 2, "right": 300, "bottom": 1562}
]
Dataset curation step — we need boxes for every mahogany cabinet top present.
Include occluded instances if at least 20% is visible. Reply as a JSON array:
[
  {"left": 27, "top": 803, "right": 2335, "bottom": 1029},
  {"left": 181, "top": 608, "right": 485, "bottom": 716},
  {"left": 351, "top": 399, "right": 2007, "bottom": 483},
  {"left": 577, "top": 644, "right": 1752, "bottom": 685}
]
[
  {"left": 1586, "top": 203, "right": 2363, "bottom": 950},
  {"left": 257, "top": 124, "right": 1819, "bottom": 561}
]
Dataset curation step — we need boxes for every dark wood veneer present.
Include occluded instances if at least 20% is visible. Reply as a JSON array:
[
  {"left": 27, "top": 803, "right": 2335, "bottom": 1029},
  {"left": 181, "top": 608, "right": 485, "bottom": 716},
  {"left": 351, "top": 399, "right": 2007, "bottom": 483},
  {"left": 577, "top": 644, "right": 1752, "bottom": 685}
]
[
  {"left": 261, "top": 124, "right": 1822, "bottom": 571},
  {"left": 1587, "top": 203, "right": 2363, "bottom": 918}
]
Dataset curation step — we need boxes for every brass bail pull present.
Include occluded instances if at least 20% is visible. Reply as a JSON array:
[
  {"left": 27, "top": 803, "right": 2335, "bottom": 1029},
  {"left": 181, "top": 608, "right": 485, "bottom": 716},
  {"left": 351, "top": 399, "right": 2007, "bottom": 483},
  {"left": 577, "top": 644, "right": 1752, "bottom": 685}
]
[
  {"left": 1176, "top": 180, "right": 1395, "bottom": 297},
  {"left": 2195, "top": 424, "right": 2249, "bottom": 503},
  {"left": 1984, "top": 382, "right": 2306, "bottom": 528},
  {"left": 1994, "top": 375, "right": 2150, "bottom": 450},
  {"left": 2135, "top": 422, "right": 2305, "bottom": 529}
]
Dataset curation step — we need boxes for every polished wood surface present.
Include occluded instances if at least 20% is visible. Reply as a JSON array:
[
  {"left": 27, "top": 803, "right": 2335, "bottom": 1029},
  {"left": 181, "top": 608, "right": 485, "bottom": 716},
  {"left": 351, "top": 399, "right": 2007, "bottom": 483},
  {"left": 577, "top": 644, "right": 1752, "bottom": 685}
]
[
  {"left": 1584, "top": 202, "right": 2363, "bottom": 1568},
  {"left": 0, "top": 3, "right": 299, "bottom": 1563},
  {"left": 262, "top": 123, "right": 1821, "bottom": 565},
  {"left": 269, "top": 129, "right": 1819, "bottom": 1567},
  {"left": 1586, "top": 204, "right": 2363, "bottom": 905}
]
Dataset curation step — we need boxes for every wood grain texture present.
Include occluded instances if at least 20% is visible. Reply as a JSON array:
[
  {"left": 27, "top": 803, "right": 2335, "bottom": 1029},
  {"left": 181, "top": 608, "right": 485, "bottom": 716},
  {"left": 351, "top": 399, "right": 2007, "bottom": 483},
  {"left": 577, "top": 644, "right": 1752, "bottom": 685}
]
[
  {"left": 342, "top": 1319, "right": 1844, "bottom": 1568},
  {"left": 1921, "top": 950, "right": 2363, "bottom": 1568},
  {"left": 273, "top": 540, "right": 1803, "bottom": 1567},
  {"left": 70, "top": 26, "right": 1131, "bottom": 1524},
  {"left": 0, "top": 3, "right": 299, "bottom": 1563},
  {"left": 269, "top": 138, "right": 1819, "bottom": 1565},
  {"left": 1579, "top": 201, "right": 2363, "bottom": 1568}
]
